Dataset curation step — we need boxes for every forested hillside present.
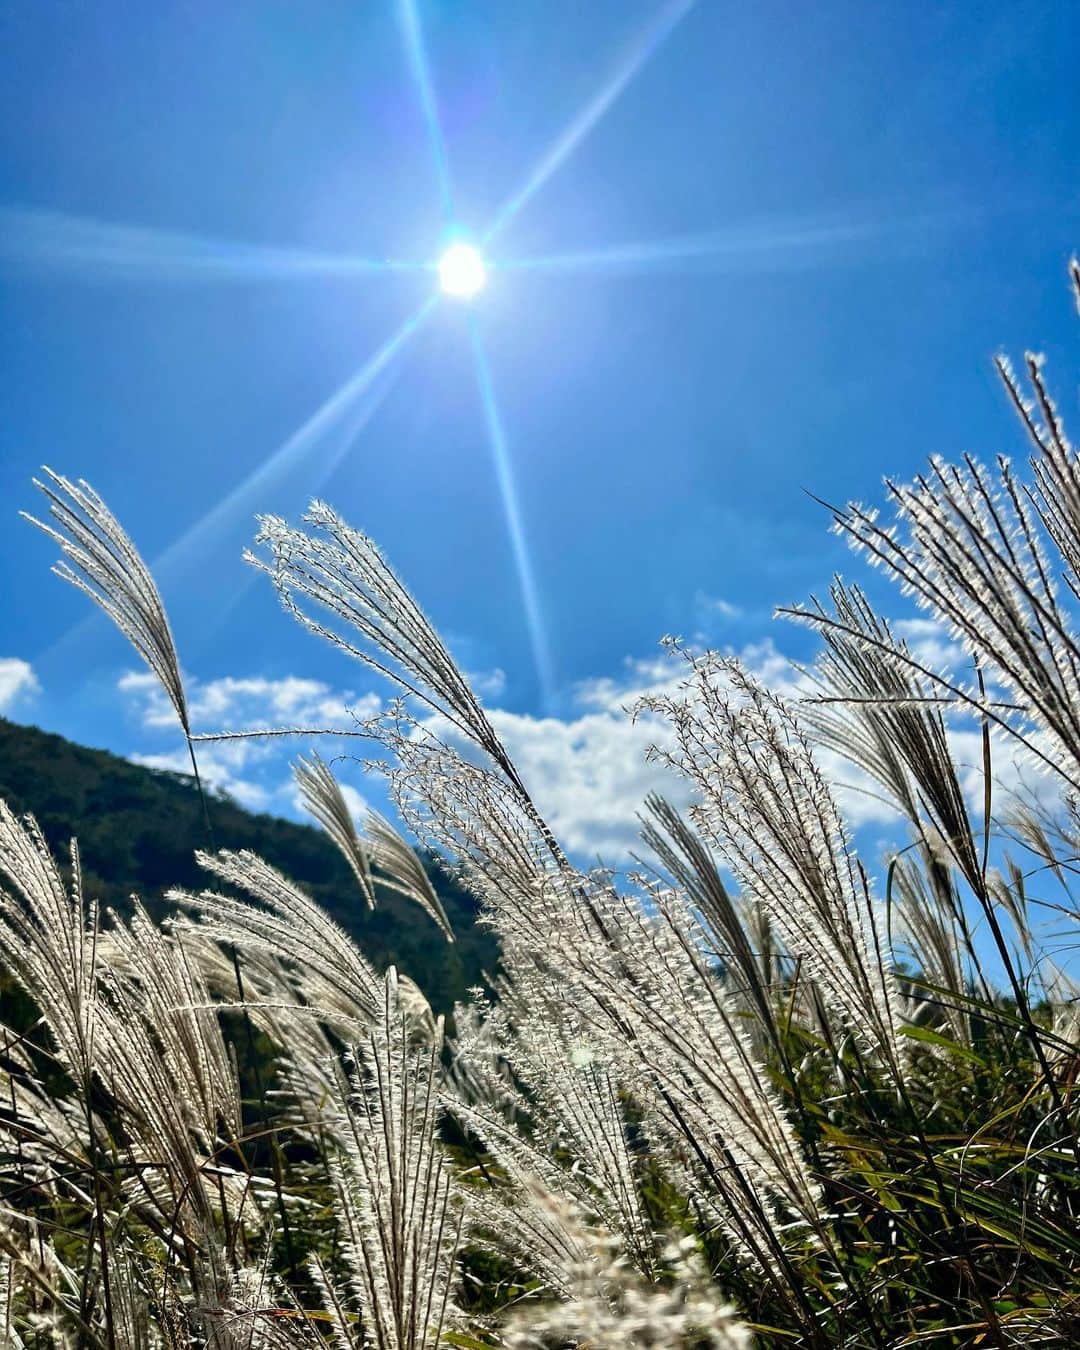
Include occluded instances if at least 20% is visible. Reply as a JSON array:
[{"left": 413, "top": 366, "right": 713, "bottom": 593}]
[{"left": 0, "top": 716, "right": 497, "bottom": 1009}]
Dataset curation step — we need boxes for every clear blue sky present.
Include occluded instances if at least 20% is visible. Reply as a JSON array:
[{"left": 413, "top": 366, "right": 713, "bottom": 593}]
[{"left": 2, "top": 1, "right": 1080, "bottom": 858}]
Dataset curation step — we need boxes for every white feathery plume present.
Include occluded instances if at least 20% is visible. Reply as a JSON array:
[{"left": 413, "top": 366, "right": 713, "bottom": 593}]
[
  {"left": 362, "top": 810, "right": 454, "bottom": 943},
  {"left": 294, "top": 752, "right": 455, "bottom": 941},
  {"left": 444, "top": 975, "right": 654, "bottom": 1279},
  {"left": 22, "top": 468, "right": 189, "bottom": 738},
  {"left": 249, "top": 506, "right": 566, "bottom": 869},
  {"left": 0, "top": 1253, "right": 26, "bottom": 1350},
  {"left": 996, "top": 342, "right": 1080, "bottom": 601},
  {"left": 251, "top": 507, "right": 818, "bottom": 1292},
  {"left": 0, "top": 802, "right": 99, "bottom": 1093},
  {"left": 101, "top": 899, "right": 242, "bottom": 1147},
  {"left": 581, "top": 883, "right": 821, "bottom": 1230},
  {"left": 172, "top": 849, "right": 383, "bottom": 1030},
  {"left": 293, "top": 752, "right": 376, "bottom": 909},
  {"left": 500, "top": 1186, "right": 751, "bottom": 1350},
  {"left": 641, "top": 654, "right": 904, "bottom": 1068},
  {"left": 640, "top": 794, "right": 779, "bottom": 1045},
  {"left": 197, "top": 1255, "right": 323, "bottom": 1349},
  {"left": 797, "top": 583, "right": 973, "bottom": 847},
  {"left": 250, "top": 505, "right": 512, "bottom": 783},
  {"left": 813, "top": 452, "right": 1080, "bottom": 795},
  {"left": 890, "top": 858, "right": 974, "bottom": 1048},
  {"left": 0, "top": 1025, "right": 87, "bottom": 1199},
  {"left": 318, "top": 970, "right": 463, "bottom": 1350},
  {"left": 382, "top": 723, "right": 566, "bottom": 940},
  {"left": 380, "top": 690, "right": 815, "bottom": 1275}
]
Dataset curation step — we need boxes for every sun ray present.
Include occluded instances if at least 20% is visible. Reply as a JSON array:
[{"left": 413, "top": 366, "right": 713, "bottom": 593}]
[
  {"left": 37, "top": 299, "right": 438, "bottom": 667},
  {"left": 0, "top": 206, "right": 424, "bottom": 282},
  {"left": 468, "top": 314, "right": 555, "bottom": 709},
  {"left": 484, "top": 0, "right": 696, "bottom": 244},
  {"left": 157, "top": 297, "right": 440, "bottom": 577},
  {"left": 496, "top": 216, "right": 913, "bottom": 276},
  {"left": 398, "top": 0, "right": 456, "bottom": 222}
]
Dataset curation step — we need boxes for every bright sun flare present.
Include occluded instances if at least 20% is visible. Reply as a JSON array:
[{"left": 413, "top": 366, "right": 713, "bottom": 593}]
[{"left": 438, "top": 241, "right": 487, "bottom": 298}]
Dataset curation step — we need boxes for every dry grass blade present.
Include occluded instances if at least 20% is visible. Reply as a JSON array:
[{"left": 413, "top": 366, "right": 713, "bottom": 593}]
[
  {"left": 293, "top": 752, "right": 376, "bottom": 909},
  {"left": 22, "top": 468, "right": 189, "bottom": 737}
]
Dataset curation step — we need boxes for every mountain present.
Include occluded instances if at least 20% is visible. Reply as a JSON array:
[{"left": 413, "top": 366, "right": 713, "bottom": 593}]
[{"left": 0, "top": 716, "right": 498, "bottom": 1010}]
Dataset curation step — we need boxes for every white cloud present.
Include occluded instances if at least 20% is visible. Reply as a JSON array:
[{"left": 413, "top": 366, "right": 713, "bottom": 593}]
[
  {"left": 131, "top": 744, "right": 274, "bottom": 812},
  {"left": 452, "top": 642, "right": 803, "bottom": 860},
  {"left": 694, "top": 590, "right": 743, "bottom": 622},
  {"left": 111, "top": 611, "right": 1060, "bottom": 865},
  {"left": 119, "top": 669, "right": 379, "bottom": 733},
  {"left": 444, "top": 625, "right": 1057, "bottom": 863},
  {"left": 120, "top": 668, "right": 379, "bottom": 817},
  {"left": 467, "top": 667, "right": 507, "bottom": 701},
  {"left": 0, "top": 658, "right": 40, "bottom": 713},
  {"left": 893, "top": 617, "right": 967, "bottom": 676}
]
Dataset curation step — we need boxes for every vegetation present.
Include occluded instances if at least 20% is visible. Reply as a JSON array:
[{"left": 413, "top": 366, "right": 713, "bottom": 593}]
[
  {"left": 0, "top": 717, "right": 497, "bottom": 1011},
  {"left": 2, "top": 268, "right": 1080, "bottom": 1347}
]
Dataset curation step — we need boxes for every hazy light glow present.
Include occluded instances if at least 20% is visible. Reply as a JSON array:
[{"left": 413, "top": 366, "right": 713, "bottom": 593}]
[{"left": 439, "top": 242, "right": 487, "bottom": 298}]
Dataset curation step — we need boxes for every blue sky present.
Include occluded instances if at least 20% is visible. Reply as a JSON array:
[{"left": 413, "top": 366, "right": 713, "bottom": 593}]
[{"left": 2, "top": 1, "right": 1080, "bottom": 867}]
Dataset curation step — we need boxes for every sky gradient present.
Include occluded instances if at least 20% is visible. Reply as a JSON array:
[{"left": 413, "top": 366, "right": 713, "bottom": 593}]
[{"left": 3, "top": 0, "right": 1080, "bottom": 861}]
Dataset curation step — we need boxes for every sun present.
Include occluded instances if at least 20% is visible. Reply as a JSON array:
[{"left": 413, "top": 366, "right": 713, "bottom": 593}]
[{"left": 438, "top": 241, "right": 487, "bottom": 298}]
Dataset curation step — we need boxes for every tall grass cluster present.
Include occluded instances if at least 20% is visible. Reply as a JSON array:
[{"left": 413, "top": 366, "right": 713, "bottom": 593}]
[{"left": 2, "top": 270, "right": 1080, "bottom": 1347}]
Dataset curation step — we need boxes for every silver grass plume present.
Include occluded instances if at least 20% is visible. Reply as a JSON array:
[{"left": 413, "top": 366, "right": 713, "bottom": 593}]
[
  {"left": 0, "top": 1020, "right": 87, "bottom": 1197},
  {"left": 890, "top": 858, "right": 974, "bottom": 1047},
  {"left": 578, "top": 884, "right": 821, "bottom": 1229},
  {"left": 500, "top": 1187, "right": 751, "bottom": 1350},
  {"left": 0, "top": 1254, "right": 25, "bottom": 1350},
  {"left": 22, "top": 468, "right": 189, "bottom": 739},
  {"left": 293, "top": 752, "right": 376, "bottom": 908},
  {"left": 101, "top": 898, "right": 242, "bottom": 1149},
  {"left": 248, "top": 503, "right": 566, "bottom": 867},
  {"left": 381, "top": 698, "right": 814, "bottom": 1274},
  {"left": 251, "top": 495, "right": 815, "bottom": 1291},
  {"left": 641, "top": 654, "right": 904, "bottom": 1068},
  {"left": 172, "top": 849, "right": 382, "bottom": 1031},
  {"left": 444, "top": 974, "right": 655, "bottom": 1279},
  {"left": 297, "top": 742, "right": 454, "bottom": 941},
  {"left": 810, "top": 449, "right": 1080, "bottom": 796},
  {"left": 249, "top": 504, "right": 512, "bottom": 775},
  {"left": 252, "top": 496, "right": 816, "bottom": 1268},
  {"left": 315, "top": 970, "right": 463, "bottom": 1350},
  {"left": 796, "top": 583, "right": 975, "bottom": 859},
  {"left": 792, "top": 581, "right": 1003, "bottom": 975},
  {"left": 363, "top": 809, "right": 454, "bottom": 943},
  {"left": 0, "top": 801, "right": 99, "bottom": 1091},
  {"left": 381, "top": 722, "right": 567, "bottom": 940}
]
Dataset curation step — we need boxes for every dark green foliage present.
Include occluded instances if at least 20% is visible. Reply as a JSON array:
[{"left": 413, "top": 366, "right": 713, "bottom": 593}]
[{"left": 0, "top": 716, "right": 498, "bottom": 1010}]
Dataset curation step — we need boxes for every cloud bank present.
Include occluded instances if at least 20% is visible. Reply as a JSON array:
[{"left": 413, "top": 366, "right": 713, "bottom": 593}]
[{"left": 0, "top": 658, "right": 40, "bottom": 714}]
